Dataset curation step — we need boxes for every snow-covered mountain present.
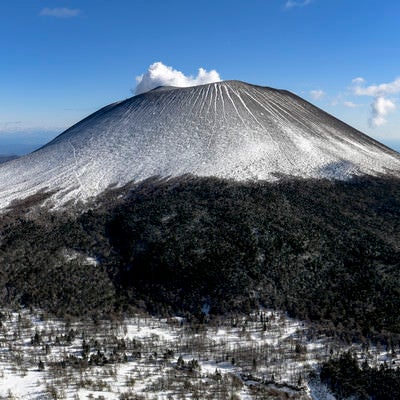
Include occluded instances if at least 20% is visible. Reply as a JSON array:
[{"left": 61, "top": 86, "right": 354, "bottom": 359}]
[{"left": 0, "top": 80, "right": 399, "bottom": 209}]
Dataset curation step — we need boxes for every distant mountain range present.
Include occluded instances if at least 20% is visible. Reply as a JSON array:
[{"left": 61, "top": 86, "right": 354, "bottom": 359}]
[
  {"left": 0, "top": 80, "right": 399, "bottom": 210},
  {"left": 0, "top": 155, "right": 19, "bottom": 164}
]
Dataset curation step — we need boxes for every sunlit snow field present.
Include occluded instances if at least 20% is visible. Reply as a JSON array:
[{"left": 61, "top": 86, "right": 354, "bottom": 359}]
[{"left": 0, "top": 308, "right": 396, "bottom": 399}]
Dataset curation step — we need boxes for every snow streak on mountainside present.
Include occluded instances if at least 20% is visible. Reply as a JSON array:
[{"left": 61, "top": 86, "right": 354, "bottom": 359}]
[{"left": 0, "top": 80, "right": 399, "bottom": 209}]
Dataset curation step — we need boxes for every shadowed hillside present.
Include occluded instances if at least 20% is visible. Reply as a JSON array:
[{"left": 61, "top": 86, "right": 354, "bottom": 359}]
[{"left": 1, "top": 175, "right": 399, "bottom": 345}]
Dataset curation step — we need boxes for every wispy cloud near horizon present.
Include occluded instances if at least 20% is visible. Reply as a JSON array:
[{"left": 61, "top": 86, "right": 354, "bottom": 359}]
[
  {"left": 0, "top": 123, "right": 64, "bottom": 135},
  {"left": 39, "top": 8, "right": 81, "bottom": 18}
]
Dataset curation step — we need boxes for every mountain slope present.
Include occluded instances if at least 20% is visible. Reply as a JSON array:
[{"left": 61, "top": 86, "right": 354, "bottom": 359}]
[
  {"left": 2, "top": 174, "right": 400, "bottom": 342},
  {"left": 0, "top": 80, "right": 399, "bottom": 209}
]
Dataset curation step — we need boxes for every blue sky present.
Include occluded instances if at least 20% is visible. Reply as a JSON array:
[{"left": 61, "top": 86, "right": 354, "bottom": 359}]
[{"left": 1, "top": 0, "right": 400, "bottom": 154}]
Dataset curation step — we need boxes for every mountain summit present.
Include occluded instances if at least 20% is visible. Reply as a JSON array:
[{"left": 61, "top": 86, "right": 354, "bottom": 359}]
[{"left": 0, "top": 80, "right": 399, "bottom": 209}]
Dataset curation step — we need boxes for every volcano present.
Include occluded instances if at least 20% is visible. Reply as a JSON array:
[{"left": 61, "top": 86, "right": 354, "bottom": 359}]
[{"left": 0, "top": 80, "right": 399, "bottom": 209}]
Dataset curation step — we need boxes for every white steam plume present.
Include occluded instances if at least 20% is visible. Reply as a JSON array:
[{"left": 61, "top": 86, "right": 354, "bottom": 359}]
[{"left": 134, "top": 62, "right": 221, "bottom": 95}]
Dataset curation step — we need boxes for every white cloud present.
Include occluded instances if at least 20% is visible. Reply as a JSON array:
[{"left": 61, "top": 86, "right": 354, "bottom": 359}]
[
  {"left": 351, "top": 76, "right": 400, "bottom": 126},
  {"left": 285, "top": 0, "right": 312, "bottom": 9},
  {"left": 370, "top": 97, "right": 396, "bottom": 127},
  {"left": 352, "top": 77, "right": 365, "bottom": 85},
  {"left": 134, "top": 62, "right": 221, "bottom": 95},
  {"left": 310, "top": 90, "right": 325, "bottom": 100},
  {"left": 352, "top": 77, "right": 400, "bottom": 97},
  {"left": 344, "top": 101, "right": 361, "bottom": 108},
  {"left": 39, "top": 8, "right": 81, "bottom": 18}
]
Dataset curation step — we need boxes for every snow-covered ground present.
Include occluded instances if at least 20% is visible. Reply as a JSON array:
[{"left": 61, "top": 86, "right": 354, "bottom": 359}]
[
  {"left": 0, "top": 80, "right": 399, "bottom": 210},
  {"left": 0, "top": 308, "right": 396, "bottom": 399}
]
